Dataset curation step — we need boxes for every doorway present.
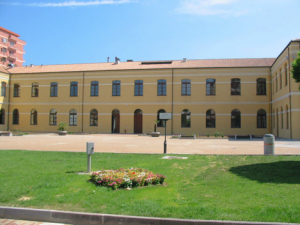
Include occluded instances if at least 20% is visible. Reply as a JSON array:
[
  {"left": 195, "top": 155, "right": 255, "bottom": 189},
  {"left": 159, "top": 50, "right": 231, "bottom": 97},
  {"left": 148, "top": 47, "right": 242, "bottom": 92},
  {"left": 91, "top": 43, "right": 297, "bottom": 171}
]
[
  {"left": 134, "top": 109, "right": 143, "bottom": 133},
  {"left": 112, "top": 109, "right": 120, "bottom": 133}
]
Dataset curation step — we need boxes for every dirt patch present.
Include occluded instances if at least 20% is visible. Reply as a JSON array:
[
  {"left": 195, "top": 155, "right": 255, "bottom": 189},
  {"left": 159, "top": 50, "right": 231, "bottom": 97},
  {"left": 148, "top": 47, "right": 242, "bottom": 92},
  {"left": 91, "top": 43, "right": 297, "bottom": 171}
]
[{"left": 18, "top": 196, "right": 32, "bottom": 201}]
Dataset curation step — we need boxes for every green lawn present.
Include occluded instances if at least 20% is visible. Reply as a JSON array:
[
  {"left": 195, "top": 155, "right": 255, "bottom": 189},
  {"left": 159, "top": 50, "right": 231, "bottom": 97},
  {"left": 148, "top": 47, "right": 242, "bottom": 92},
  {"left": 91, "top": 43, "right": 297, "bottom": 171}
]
[{"left": 0, "top": 150, "right": 300, "bottom": 223}]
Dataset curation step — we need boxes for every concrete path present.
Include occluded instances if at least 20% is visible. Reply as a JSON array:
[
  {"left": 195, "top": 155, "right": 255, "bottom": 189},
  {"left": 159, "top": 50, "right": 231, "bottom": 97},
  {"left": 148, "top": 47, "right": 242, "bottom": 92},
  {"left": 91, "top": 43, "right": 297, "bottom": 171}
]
[{"left": 0, "top": 134, "right": 299, "bottom": 155}]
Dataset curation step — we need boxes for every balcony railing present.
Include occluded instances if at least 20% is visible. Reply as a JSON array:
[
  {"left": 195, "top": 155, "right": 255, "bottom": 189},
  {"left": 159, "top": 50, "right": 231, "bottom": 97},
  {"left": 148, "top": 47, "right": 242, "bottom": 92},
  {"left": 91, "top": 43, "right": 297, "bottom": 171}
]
[
  {"left": 8, "top": 53, "right": 16, "bottom": 60},
  {"left": 8, "top": 35, "right": 18, "bottom": 42},
  {"left": 8, "top": 44, "right": 17, "bottom": 51}
]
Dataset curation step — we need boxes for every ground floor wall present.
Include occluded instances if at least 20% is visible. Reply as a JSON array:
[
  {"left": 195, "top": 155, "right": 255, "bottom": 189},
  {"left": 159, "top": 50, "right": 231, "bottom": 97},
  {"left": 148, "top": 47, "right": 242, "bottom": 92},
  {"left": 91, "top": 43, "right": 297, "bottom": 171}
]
[{"left": 4, "top": 103, "right": 276, "bottom": 137}]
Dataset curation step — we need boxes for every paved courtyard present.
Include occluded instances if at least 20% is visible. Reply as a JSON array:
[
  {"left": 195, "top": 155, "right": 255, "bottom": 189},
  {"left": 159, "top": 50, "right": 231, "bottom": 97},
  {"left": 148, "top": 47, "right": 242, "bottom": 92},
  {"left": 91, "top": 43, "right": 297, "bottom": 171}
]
[{"left": 0, "top": 134, "right": 299, "bottom": 155}]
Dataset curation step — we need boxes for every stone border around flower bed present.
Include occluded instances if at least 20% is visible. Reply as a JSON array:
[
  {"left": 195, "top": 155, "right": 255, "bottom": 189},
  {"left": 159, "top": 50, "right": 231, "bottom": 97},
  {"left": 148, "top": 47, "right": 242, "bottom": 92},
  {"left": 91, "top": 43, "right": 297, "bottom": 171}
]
[{"left": 0, "top": 207, "right": 297, "bottom": 225}]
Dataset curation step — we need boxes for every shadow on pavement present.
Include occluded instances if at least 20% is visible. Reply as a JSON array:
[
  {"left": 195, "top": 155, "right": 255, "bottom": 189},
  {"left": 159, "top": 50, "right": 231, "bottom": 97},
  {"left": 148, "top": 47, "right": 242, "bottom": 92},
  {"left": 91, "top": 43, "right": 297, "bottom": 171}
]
[{"left": 229, "top": 161, "right": 300, "bottom": 184}]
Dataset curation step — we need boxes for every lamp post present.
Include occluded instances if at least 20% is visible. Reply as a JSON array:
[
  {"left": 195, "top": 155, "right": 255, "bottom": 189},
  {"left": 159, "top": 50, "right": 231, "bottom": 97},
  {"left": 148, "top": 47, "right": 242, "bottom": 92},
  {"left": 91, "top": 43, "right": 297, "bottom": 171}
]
[{"left": 159, "top": 113, "right": 172, "bottom": 154}]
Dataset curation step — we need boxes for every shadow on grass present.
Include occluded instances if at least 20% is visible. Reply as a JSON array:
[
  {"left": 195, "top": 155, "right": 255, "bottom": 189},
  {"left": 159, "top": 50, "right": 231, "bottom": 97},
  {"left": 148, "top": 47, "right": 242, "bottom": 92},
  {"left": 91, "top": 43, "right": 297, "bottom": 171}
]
[{"left": 229, "top": 161, "right": 300, "bottom": 184}]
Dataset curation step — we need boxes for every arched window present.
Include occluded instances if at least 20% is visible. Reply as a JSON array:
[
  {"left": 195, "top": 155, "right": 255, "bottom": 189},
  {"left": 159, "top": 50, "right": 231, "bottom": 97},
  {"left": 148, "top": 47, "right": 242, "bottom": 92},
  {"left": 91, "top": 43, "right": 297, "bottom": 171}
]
[
  {"left": 112, "top": 80, "right": 121, "bottom": 96},
  {"left": 286, "top": 105, "right": 289, "bottom": 129},
  {"left": 231, "top": 109, "right": 241, "bottom": 128},
  {"left": 50, "top": 82, "right": 58, "bottom": 97},
  {"left": 91, "top": 81, "right": 99, "bottom": 96},
  {"left": 134, "top": 80, "right": 143, "bottom": 96},
  {"left": 69, "top": 109, "right": 77, "bottom": 126},
  {"left": 257, "top": 109, "right": 266, "bottom": 128},
  {"left": 12, "top": 109, "right": 19, "bottom": 125},
  {"left": 13, "top": 83, "right": 20, "bottom": 97},
  {"left": 49, "top": 109, "right": 57, "bottom": 125},
  {"left": 181, "top": 109, "right": 191, "bottom": 128},
  {"left": 206, "top": 109, "right": 215, "bottom": 128},
  {"left": 157, "top": 79, "right": 166, "bottom": 96},
  {"left": 206, "top": 79, "right": 216, "bottom": 95},
  {"left": 30, "top": 109, "right": 37, "bottom": 125},
  {"left": 31, "top": 82, "right": 39, "bottom": 97},
  {"left": 70, "top": 81, "right": 78, "bottom": 97},
  {"left": 231, "top": 79, "right": 240, "bottom": 95},
  {"left": 181, "top": 79, "right": 191, "bottom": 96},
  {"left": 0, "top": 108, "right": 5, "bottom": 124},
  {"left": 157, "top": 109, "right": 166, "bottom": 127},
  {"left": 90, "top": 109, "right": 98, "bottom": 126},
  {"left": 281, "top": 107, "right": 283, "bottom": 129},
  {"left": 1, "top": 82, "right": 6, "bottom": 97},
  {"left": 285, "top": 64, "right": 288, "bottom": 86},
  {"left": 257, "top": 78, "right": 266, "bottom": 95}
]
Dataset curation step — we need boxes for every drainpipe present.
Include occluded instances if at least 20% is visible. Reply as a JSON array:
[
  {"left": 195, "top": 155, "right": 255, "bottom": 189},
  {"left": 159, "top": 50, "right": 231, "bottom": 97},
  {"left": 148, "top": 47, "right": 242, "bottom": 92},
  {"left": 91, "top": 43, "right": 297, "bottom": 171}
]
[
  {"left": 82, "top": 72, "right": 85, "bottom": 133},
  {"left": 7, "top": 73, "right": 11, "bottom": 131},
  {"left": 288, "top": 46, "right": 292, "bottom": 139},
  {"left": 171, "top": 69, "right": 174, "bottom": 135}
]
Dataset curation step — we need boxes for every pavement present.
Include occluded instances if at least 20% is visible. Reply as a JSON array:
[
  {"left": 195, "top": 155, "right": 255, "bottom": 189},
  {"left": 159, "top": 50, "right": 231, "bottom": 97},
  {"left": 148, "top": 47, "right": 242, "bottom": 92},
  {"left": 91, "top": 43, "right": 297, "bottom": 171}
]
[
  {"left": 0, "top": 219, "right": 70, "bottom": 225},
  {"left": 0, "top": 133, "right": 299, "bottom": 155}
]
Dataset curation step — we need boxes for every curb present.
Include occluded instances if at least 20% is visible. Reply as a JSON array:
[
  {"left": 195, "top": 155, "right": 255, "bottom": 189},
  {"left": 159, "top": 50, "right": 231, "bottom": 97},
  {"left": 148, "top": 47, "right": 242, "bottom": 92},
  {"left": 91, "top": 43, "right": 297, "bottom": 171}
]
[{"left": 0, "top": 207, "right": 299, "bottom": 225}]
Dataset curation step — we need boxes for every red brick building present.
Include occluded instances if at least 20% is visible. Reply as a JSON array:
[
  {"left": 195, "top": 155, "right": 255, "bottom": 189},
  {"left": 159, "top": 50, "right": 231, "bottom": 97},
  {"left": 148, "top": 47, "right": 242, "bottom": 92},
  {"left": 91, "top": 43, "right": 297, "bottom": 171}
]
[{"left": 0, "top": 26, "right": 26, "bottom": 67}]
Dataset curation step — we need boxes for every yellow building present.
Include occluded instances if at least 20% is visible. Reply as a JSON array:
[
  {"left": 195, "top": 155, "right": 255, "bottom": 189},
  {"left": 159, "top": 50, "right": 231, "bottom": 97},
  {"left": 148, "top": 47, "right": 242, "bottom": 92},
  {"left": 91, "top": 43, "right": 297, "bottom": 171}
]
[{"left": 0, "top": 39, "right": 299, "bottom": 138}]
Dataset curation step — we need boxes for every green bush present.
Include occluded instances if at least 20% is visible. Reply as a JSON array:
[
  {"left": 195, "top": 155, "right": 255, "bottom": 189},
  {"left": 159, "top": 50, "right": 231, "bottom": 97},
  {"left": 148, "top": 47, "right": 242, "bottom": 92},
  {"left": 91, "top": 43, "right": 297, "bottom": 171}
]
[{"left": 57, "top": 122, "right": 68, "bottom": 131}]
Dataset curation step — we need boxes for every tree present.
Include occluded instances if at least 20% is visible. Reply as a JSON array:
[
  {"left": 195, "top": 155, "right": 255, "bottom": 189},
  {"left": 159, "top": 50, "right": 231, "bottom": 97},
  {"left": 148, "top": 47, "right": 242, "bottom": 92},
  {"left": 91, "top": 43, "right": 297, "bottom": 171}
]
[{"left": 291, "top": 51, "right": 300, "bottom": 90}]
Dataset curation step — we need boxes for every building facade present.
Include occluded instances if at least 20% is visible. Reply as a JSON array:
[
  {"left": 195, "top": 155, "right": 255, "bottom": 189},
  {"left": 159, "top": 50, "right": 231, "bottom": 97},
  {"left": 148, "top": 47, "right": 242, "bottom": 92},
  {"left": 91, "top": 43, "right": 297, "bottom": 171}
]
[
  {"left": 0, "top": 26, "right": 26, "bottom": 67},
  {"left": 0, "top": 39, "right": 299, "bottom": 138}
]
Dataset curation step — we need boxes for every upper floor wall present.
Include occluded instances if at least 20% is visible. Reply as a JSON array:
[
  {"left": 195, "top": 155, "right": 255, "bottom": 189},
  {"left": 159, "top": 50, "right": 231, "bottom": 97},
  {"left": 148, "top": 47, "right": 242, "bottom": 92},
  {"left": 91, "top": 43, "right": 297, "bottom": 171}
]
[{"left": 271, "top": 40, "right": 300, "bottom": 103}]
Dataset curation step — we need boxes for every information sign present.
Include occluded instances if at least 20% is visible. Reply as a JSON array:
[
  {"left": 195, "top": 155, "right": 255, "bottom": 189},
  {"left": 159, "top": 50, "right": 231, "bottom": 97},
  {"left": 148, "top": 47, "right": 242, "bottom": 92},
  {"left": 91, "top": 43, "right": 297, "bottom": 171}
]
[{"left": 159, "top": 113, "right": 172, "bottom": 120}]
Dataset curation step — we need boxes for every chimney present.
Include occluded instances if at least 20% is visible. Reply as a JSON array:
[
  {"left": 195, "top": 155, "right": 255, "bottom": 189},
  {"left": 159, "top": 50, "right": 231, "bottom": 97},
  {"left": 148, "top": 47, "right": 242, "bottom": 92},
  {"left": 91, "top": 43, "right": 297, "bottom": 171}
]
[
  {"left": 30, "top": 64, "right": 34, "bottom": 67},
  {"left": 115, "top": 57, "right": 120, "bottom": 64},
  {"left": 127, "top": 59, "right": 133, "bottom": 62},
  {"left": 183, "top": 58, "right": 187, "bottom": 62},
  {"left": 41, "top": 64, "right": 43, "bottom": 67},
  {"left": 107, "top": 57, "right": 109, "bottom": 63}
]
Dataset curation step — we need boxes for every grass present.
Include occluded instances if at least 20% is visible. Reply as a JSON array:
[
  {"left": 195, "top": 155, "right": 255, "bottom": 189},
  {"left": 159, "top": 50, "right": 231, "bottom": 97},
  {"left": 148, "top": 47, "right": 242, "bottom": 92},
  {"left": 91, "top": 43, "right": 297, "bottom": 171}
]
[{"left": 0, "top": 150, "right": 300, "bottom": 223}]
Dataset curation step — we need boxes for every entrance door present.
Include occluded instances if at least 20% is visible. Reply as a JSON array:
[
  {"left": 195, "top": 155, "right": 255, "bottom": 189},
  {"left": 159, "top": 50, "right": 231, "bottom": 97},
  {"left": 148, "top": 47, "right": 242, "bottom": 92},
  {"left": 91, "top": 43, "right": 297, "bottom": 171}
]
[
  {"left": 134, "top": 109, "right": 143, "bottom": 133},
  {"left": 112, "top": 109, "right": 120, "bottom": 133}
]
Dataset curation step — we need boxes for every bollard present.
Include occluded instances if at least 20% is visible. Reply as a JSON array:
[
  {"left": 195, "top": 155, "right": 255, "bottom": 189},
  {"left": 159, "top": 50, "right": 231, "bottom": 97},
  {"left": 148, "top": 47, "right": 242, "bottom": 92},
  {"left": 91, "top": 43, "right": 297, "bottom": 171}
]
[
  {"left": 264, "top": 134, "right": 275, "bottom": 155},
  {"left": 86, "top": 142, "right": 94, "bottom": 173}
]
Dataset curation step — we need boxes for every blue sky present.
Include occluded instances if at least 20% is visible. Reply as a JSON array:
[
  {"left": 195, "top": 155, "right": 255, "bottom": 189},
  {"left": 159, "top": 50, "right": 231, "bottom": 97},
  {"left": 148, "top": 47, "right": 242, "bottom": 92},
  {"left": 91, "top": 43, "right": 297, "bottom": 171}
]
[{"left": 0, "top": 0, "right": 299, "bottom": 66}]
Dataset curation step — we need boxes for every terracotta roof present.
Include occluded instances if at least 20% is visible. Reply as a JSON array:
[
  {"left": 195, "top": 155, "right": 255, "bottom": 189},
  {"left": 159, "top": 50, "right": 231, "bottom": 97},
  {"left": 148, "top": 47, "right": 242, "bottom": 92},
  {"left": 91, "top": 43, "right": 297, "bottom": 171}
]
[
  {"left": 0, "top": 26, "right": 20, "bottom": 37},
  {"left": 0, "top": 66, "right": 9, "bottom": 74},
  {"left": 7, "top": 58, "right": 276, "bottom": 74}
]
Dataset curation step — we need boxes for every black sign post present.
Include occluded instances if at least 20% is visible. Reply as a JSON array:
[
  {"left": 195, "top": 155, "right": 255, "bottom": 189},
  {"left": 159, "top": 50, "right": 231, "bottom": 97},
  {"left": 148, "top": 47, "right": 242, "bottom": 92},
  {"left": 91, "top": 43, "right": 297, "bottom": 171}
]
[{"left": 159, "top": 113, "right": 172, "bottom": 154}]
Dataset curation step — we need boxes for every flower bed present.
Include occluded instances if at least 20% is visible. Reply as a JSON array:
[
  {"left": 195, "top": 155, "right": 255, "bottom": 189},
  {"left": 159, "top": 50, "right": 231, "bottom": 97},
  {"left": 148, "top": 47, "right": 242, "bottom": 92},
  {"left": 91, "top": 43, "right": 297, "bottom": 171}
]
[{"left": 90, "top": 168, "right": 166, "bottom": 190}]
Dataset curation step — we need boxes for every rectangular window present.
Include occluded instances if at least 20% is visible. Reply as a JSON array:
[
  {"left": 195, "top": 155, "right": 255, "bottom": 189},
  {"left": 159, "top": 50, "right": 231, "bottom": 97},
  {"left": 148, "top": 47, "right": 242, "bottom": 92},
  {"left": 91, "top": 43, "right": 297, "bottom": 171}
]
[
  {"left": 31, "top": 83, "right": 39, "bottom": 97},
  {"left": 157, "top": 79, "right": 166, "bottom": 96},
  {"left": 206, "top": 79, "right": 216, "bottom": 95},
  {"left": 9, "top": 41, "right": 15, "bottom": 46},
  {"left": 50, "top": 82, "right": 58, "bottom": 97},
  {"left": 13, "top": 84, "right": 20, "bottom": 97},
  {"left": 134, "top": 80, "right": 143, "bottom": 96},
  {"left": 2, "top": 38, "right": 7, "bottom": 43},
  {"left": 112, "top": 81, "right": 121, "bottom": 96},
  {"left": 231, "top": 79, "right": 241, "bottom": 95},
  {"left": 70, "top": 82, "right": 78, "bottom": 97},
  {"left": 257, "top": 78, "right": 266, "bottom": 95},
  {"left": 1, "top": 48, "right": 7, "bottom": 53},
  {"left": 91, "top": 81, "right": 99, "bottom": 96},
  {"left": 181, "top": 79, "right": 191, "bottom": 96},
  {"left": 1, "top": 82, "right": 6, "bottom": 97},
  {"left": 285, "top": 68, "right": 288, "bottom": 86}
]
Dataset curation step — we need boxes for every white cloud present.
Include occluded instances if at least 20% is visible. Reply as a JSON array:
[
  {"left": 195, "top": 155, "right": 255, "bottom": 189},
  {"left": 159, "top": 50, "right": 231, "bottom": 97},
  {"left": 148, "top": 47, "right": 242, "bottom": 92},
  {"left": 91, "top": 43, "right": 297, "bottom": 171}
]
[
  {"left": 176, "top": 0, "right": 244, "bottom": 16},
  {"left": 0, "top": 0, "right": 136, "bottom": 7}
]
